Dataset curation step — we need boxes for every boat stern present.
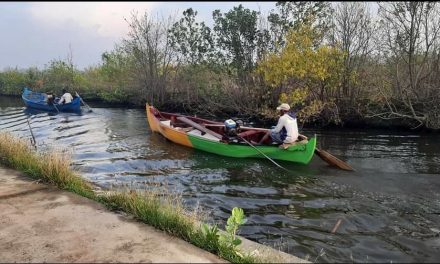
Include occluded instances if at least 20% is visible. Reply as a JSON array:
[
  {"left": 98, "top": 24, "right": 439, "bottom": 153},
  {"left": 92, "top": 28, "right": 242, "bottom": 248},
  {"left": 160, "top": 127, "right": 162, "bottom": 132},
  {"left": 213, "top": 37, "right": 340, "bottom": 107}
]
[
  {"left": 301, "top": 135, "right": 317, "bottom": 164},
  {"left": 280, "top": 135, "right": 317, "bottom": 164}
]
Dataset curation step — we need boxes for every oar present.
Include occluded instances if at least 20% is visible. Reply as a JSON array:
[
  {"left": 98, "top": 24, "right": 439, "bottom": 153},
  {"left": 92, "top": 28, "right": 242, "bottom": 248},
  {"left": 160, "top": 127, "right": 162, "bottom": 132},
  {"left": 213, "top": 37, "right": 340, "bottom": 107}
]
[
  {"left": 296, "top": 134, "right": 354, "bottom": 171},
  {"left": 314, "top": 148, "right": 354, "bottom": 171},
  {"left": 177, "top": 116, "right": 223, "bottom": 139},
  {"left": 236, "top": 126, "right": 354, "bottom": 171},
  {"left": 53, "top": 102, "right": 60, "bottom": 113},
  {"left": 44, "top": 92, "right": 59, "bottom": 113},
  {"left": 26, "top": 117, "right": 37, "bottom": 150},
  {"left": 237, "top": 135, "right": 290, "bottom": 172},
  {"left": 75, "top": 91, "right": 93, "bottom": 112}
]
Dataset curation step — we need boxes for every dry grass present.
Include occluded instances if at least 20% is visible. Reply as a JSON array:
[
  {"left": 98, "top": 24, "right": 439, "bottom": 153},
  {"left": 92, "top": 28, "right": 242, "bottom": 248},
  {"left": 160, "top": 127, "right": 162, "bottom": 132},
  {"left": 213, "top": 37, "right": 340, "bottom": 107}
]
[{"left": 0, "top": 132, "right": 94, "bottom": 198}]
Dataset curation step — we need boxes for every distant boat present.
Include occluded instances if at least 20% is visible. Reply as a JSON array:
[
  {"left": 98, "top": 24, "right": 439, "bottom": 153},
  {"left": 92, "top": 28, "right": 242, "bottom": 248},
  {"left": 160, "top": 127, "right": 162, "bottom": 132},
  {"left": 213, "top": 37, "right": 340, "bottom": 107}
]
[
  {"left": 146, "top": 104, "right": 317, "bottom": 165},
  {"left": 22, "top": 87, "right": 81, "bottom": 112}
]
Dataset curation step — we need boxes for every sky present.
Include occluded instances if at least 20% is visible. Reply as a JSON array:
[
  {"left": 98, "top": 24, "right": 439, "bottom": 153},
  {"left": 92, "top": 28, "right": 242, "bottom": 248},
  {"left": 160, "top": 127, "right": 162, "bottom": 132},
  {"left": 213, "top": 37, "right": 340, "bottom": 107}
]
[{"left": 0, "top": 2, "right": 277, "bottom": 70}]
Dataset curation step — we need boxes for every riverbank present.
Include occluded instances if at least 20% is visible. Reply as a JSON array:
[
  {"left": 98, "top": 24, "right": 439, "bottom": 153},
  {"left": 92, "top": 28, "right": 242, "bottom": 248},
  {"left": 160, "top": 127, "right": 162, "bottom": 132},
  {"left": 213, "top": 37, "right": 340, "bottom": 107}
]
[
  {"left": 0, "top": 166, "right": 309, "bottom": 263},
  {"left": 0, "top": 166, "right": 225, "bottom": 263},
  {"left": 0, "top": 131, "right": 309, "bottom": 263},
  {"left": 2, "top": 93, "right": 437, "bottom": 132}
]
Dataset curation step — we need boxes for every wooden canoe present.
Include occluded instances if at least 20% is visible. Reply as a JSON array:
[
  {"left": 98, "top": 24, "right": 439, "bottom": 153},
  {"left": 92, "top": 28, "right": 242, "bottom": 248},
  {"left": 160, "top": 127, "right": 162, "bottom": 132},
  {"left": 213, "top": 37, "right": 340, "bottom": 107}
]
[{"left": 146, "top": 104, "right": 316, "bottom": 165}]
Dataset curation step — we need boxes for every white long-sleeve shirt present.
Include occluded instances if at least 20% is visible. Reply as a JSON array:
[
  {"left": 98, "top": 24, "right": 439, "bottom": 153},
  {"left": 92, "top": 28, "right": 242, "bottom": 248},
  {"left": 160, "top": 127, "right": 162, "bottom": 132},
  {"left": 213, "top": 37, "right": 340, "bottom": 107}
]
[
  {"left": 271, "top": 113, "right": 299, "bottom": 143},
  {"left": 59, "top": 93, "right": 73, "bottom": 104}
]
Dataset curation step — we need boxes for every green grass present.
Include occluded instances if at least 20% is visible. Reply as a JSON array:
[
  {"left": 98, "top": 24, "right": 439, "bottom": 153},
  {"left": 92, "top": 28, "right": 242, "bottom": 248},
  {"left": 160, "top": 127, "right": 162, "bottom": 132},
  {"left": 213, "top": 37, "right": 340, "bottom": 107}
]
[
  {"left": 0, "top": 132, "right": 263, "bottom": 263},
  {"left": 97, "top": 190, "right": 260, "bottom": 263},
  {"left": 97, "top": 190, "right": 197, "bottom": 241}
]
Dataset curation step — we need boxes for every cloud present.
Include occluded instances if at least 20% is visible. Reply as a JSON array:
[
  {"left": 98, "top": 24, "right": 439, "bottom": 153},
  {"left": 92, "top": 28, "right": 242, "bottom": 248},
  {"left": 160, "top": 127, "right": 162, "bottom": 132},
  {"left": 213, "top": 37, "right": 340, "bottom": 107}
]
[
  {"left": 2, "top": 2, "right": 278, "bottom": 69},
  {"left": 26, "top": 2, "right": 159, "bottom": 38}
]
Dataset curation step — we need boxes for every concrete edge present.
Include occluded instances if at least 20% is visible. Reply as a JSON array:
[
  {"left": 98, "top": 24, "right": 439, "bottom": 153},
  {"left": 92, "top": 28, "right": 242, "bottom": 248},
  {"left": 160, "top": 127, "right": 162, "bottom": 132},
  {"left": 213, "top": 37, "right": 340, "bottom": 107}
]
[
  {"left": 3, "top": 169, "right": 309, "bottom": 263},
  {"left": 238, "top": 235, "right": 310, "bottom": 263},
  {"left": 97, "top": 190, "right": 309, "bottom": 263}
]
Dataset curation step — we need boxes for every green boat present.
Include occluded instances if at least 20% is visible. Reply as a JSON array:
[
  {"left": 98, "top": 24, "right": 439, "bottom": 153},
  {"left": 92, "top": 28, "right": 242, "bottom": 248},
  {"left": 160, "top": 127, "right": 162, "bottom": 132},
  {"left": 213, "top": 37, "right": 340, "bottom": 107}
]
[{"left": 146, "top": 104, "right": 317, "bottom": 165}]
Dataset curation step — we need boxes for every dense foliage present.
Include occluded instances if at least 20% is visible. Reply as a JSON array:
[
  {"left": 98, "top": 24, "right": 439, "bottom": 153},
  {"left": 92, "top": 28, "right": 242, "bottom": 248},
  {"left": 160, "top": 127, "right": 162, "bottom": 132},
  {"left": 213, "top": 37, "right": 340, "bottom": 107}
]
[{"left": 1, "top": 2, "right": 439, "bottom": 129}]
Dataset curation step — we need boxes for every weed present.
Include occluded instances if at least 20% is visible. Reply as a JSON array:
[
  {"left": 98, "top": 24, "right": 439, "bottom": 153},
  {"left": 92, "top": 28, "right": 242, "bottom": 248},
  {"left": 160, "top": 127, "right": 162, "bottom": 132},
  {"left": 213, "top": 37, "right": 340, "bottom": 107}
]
[
  {"left": 201, "top": 223, "right": 220, "bottom": 252},
  {"left": 220, "top": 207, "right": 247, "bottom": 251}
]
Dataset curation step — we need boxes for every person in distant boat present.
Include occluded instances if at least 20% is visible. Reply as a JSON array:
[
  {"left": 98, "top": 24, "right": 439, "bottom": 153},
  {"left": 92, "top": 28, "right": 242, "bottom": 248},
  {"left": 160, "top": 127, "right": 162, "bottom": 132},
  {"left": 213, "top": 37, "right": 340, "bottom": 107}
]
[
  {"left": 257, "top": 103, "right": 299, "bottom": 148},
  {"left": 46, "top": 92, "right": 55, "bottom": 105},
  {"left": 58, "top": 89, "right": 73, "bottom": 104}
]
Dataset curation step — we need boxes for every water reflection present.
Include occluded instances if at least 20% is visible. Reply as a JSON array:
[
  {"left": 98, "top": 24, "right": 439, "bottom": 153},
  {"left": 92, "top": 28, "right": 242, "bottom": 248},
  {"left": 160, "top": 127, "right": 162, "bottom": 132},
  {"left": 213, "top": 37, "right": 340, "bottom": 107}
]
[{"left": 1, "top": 100, "right": 440, "bottom": 262}]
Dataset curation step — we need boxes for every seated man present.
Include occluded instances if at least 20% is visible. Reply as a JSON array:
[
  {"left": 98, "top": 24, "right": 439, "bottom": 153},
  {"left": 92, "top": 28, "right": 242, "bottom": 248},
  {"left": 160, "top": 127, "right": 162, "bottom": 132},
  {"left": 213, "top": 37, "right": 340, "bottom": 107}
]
[
  {"left": 46, "top": 92, "right": 55, "bottom": 105},
  {"left": 258, "top": 103, "right": 299, "bottom": 147},
  {"left": 58, "top": 89, "right": 73, "bottom": 104}
]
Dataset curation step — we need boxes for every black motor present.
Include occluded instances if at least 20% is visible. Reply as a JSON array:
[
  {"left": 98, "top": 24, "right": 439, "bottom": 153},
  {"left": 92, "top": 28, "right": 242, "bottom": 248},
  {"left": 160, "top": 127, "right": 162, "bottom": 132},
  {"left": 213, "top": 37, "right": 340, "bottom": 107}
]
[{"left": 223, "top": 118, "right": 244, "bottom": 139}]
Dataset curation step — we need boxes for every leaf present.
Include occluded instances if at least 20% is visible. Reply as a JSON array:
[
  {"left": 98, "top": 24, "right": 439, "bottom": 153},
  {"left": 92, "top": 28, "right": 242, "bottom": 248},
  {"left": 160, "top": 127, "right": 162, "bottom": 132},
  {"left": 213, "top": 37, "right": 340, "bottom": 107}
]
[
  {"left": 233, "top": 238, "right": 242, "bottom": 246},
  {"left": 235, "top": 251, "right": 244, "bottom": 258},
  {"left": 219, "top": 235, "right": 227, "bottom": 244},
  {"left": 231, "top": 207, "right": 245, "bottom": 221},
  {"left": 202, "top": 223, "right": 209, "bottom": 234}
]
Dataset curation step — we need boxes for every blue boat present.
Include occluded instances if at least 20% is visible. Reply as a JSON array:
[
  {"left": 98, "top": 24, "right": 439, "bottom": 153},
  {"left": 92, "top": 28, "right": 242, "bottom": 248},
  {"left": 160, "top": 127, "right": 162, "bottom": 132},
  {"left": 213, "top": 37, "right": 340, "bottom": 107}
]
[{"left": 22, "top": 87, "right": 81, "bottom": 112}]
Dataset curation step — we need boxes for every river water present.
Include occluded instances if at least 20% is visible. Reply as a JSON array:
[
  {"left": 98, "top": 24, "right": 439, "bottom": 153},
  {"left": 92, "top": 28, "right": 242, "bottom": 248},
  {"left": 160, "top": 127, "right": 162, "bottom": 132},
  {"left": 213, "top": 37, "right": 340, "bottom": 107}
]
[{"left": 1, "top": 96, "right": 440, "bottom": 262}]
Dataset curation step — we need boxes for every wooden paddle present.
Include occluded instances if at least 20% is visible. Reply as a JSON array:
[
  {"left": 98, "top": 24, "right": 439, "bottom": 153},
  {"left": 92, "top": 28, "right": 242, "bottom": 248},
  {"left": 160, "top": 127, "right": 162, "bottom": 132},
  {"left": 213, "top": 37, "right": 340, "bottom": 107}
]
[
  {"left": 314, "top": 148, "right": 354, "bottom": 171},
  {"left": 75, "top": 91, "right": 93, "bottom": 112},
  {"left": 26, "top": 117, "right": 37, "bottom": 150},
  {"left": 177, "top": 116, "right": 223, "bottom": 139},
  {"left": 296, "top": 134, "right": 354, "bottom": 171},
  {"left": 53, "top": 102, "right": 60, "bottom": 113}
]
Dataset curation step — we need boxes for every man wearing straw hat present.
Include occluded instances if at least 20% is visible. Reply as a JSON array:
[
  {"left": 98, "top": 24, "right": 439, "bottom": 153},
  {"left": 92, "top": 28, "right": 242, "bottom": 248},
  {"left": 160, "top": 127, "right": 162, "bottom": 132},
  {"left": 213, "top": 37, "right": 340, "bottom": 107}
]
[{"left": 257, "top": 103, "right": 299, "bottom": 148}]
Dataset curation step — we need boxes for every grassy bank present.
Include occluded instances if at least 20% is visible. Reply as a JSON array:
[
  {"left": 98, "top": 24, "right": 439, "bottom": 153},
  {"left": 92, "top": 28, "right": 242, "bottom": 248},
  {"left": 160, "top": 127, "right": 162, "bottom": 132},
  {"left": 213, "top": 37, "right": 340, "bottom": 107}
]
[
  {"left": 0, "top": 132, "right": 260, "bottom": 263},
  {"left": 0, "top": 133, "right": 95, "bottom": 199}
]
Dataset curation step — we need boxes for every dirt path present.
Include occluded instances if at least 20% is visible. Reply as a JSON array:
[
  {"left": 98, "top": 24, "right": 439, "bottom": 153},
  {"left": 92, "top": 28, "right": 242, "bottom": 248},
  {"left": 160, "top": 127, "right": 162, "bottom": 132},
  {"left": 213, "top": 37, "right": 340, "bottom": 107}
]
[{"left": 0, "top": 166, "right": 226, "bottom": 263}]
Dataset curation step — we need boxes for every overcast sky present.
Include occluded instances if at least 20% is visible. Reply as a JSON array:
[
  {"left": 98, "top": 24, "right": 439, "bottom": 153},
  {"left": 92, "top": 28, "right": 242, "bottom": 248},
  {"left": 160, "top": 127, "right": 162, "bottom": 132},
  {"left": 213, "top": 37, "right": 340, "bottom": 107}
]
[
  {"left": 0, "top": 2, "right": 277, "bottom": 70},
  {"left": 1, "top": 2, "right": 379, "bottom": 71}
]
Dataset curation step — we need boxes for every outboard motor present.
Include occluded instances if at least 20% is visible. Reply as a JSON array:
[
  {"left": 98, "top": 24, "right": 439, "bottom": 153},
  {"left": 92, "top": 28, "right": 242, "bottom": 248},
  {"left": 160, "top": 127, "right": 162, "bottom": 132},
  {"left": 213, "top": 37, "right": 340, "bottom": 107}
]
[{"left": 224, "top": 119, "right": 241, "bottom": 138}]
